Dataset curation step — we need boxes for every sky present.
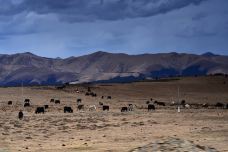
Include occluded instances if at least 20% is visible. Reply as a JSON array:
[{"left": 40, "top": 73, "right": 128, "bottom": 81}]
[{"left": 0, "top": 0, "right": 227, "bottom": 58}]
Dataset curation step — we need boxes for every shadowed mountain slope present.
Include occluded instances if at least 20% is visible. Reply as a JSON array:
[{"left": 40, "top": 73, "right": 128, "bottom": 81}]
[{"left": 0, "top": 51, "right": 227, "bottom": 86}]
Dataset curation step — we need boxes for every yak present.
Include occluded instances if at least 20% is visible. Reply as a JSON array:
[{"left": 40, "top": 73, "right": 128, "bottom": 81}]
[
  {"left": 55, "top": 100, "right": 60, "bottom": 104},
  {"left": 148, "top": 104, "right": 155, "bottom": 111},
  {"left": 64, "top": 106, "right": 73, "bottom": 113},
  {"left": 121, "top": 107, "right": 128, "bottom": 112},
  {"left": 8, "top": 101, "right": 13, "bottom": 105},
  {"left": 24, "top": 102, "right": 30, "bottom": 107},
  {"left": 18, "top": 111, "right": 23, "bottom": 120},
  {"left": 35, "top": 107, "right": 45, "bottom": 114},
  {"left": 103, "top": 105, "right": 109, "bottom": 111},
  {"left": 77, "top": 105, "right": 84, "bottom": 110},
  {"left": 154, "top": 101, "right": 165, "bottom": 106},
  {"left": 44, "top": 105, "right": 49, "bottom": 109},
  {"left": 107, "top": 96, "right": 112, "bottom": 99}
]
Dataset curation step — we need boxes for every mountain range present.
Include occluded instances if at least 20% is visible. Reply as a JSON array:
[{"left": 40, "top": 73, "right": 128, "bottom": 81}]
[{"left": 0, "top": 51, "right": 227, "bottom": 86}]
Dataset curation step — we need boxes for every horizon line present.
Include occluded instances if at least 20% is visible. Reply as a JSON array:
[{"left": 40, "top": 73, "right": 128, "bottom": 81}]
[{"left": 0, "top": 50, "right": 227, "bottom": 59}]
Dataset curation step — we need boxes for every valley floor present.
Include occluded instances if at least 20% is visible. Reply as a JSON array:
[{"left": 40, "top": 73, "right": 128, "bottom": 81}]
[{"left": 0, "top": 76, "right": 228, "bottom": 152}]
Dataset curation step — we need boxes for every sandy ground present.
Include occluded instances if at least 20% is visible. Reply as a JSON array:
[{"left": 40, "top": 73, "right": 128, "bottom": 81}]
[{"left": 0, "top": 76, "right": 228, "bottom": 152}]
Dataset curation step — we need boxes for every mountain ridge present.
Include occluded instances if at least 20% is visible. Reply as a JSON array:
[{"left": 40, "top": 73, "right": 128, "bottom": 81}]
[{"left": 0, "top": 51, "right": 227, "bottom": 86}]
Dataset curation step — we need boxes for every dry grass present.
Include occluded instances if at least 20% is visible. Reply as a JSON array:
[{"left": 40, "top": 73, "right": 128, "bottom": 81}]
[{"left": 0, "top": 76, "right": 228, "bottom": 152}]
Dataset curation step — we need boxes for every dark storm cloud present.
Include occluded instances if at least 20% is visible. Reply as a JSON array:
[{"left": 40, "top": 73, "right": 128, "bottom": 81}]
[
  {"left": 0, "top": 0, "right": 208, "bottom": 22},
  {"left": 1, "top": 0, "right": 228, "bottom": 57},
  {"left": 0, "top": 0, "right": 21, "bottom": 15}
]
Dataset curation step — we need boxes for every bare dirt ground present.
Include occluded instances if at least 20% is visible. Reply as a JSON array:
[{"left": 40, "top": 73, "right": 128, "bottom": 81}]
[{"left": 0, "top": 76, "right": 228, "bottom": 152}]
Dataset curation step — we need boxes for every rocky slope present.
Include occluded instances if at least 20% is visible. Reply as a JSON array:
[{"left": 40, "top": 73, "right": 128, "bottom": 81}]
[
  {"left": 0, "top": 51, "right": 227, "bottom": 86},
  {"left": 130, "top": 137, "right": 218, "bottom": 152}
]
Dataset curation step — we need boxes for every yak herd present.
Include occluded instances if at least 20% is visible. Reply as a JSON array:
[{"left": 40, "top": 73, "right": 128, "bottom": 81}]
[{"left": 2, "top": 88, "right": 228, "bottom": 120}]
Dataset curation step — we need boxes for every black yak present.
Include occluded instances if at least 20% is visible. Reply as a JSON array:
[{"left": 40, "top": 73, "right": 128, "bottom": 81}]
[
  {"left": 154, "top": 101, "right": 165, "bottom": 106},
  {"left": 55, "top": 100, "right": 60, "bottom": 104},
  {"left": 24, "top": 102, "right": 30, "bottom": 107},
  {"left": 121, "top": 107, "right": 128, "bottom": 112},
  {"left": 64, "top": 106, "right": 73, "bottom": 113},
  {"left": 215, "top": 102, "right": 224, "bottom": 108},
  {"left": 107, "top": 96, "right": 112, "bottom": 99},
  {"left": 148, "top": 104, "right": 155, "bottom": 111},
  {"left": 35, "top": 107, "right": 45, "bottom": 114},
  {"left": 8, "top": 101, "right": 12, "bottom": 105},
  {"left": 103, "top": 105, "right": 109, "bottom": 111},
  {"left": 18, "top": 111, "right": 23, "bottom": 120},
  {"left": 77, "top": 105, "right": 84, "bottom": 110}
]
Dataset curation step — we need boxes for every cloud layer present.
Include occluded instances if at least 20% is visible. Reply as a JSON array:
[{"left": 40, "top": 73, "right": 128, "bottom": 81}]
[
  {"left": 1, "top": 0, "right": 208, "bottom": 22},
  {"left": 0, "top": 0, "right": 228, "bottom": 57}
]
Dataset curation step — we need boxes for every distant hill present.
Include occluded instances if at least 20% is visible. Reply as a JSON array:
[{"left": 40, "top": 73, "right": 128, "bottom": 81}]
[{"left": 0, "top": 51, "right": 227, "bottom": 86}]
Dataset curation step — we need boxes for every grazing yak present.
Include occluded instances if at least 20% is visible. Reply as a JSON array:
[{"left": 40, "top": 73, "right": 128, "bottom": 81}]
[
  {"left": 121, "top": 104, "right": 134, "bottom": 112},
  {"left": 128, "top": 104, "right": 134, "bottom": 111},
  {"left": 85, "top": 92, "right": 97, "bottom": 97},
  {"left": 121, "top": 107, "right": 128, "bottom": 112},
  {"left": 181, "top": 100, "right": 186, "bottom": 106},
  {"left": 44, "top": 105, "right": 49, "bottom": 109},
  {"left": 127, "top": 104, "right": 136, "bottom": 111},
  {"left": 77, "top": 98, "right": 82, "bottom": 104},
  {"left": 24, "top": 99, "right": 30, "bottom": 107},
  {"left": 148, "top": 104, "right": 155, "bottom": 111},
  {"left": 24, "top": 102, "right": 30, "bottom": 107},
  {"left": 215, "top": 102, "right": 224, "bottom": 108},
  {"left": 64, "top": 106, "right": 73, "bottom": 113},
  {"left": 77, "top": 105, "right": 84, "bottom": 110},
  {"left": 24, "top": 99, "right": 30, "bottom": 103},
  {"left": 202, "top": 103, "right": 209, "bottom": 108},
  {"left": 170, "top": 101, "right": 177, "bottom": 106},
  {"left": 184, "top": 104, "right": 190, "bottom": 109},
  {"left": 101, "top": 96, "right": 104, "bottom": 99},
  {"left": 103, "top": 105, "right": 109, "bottom": 111},
  {"left": 154, "top": 101, "right": 165, "bottom": 106},
  {"left": 8, "top": 101, "right": 12, "bottom": 105},
  {"left": 107, "top": 96, "right": 112, "bottom": 99},
  {"left": 35, "top": 107, "right": 45, "bottom": 114},
  {"left": 55, "top": 100, "right": 60, "bottom": 104},
  {"left": 18, "top": 111, "right": 23, "bottom": 120},
  {"left": 146, "top": 101, "right": 150, "bottom": 104},
  {"left": 89, "top": 105, "right": 96, "bottom": 111},
  {"left": 99, "top": 102, "right": 103, "bottom": 106},
  {"left": 50, "top": 99, "right": 55, "bottom": 103}
]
